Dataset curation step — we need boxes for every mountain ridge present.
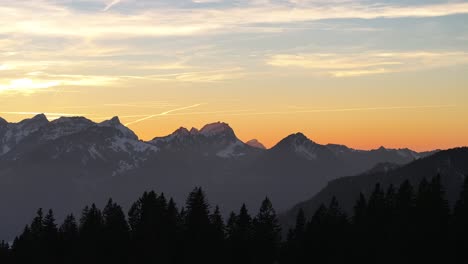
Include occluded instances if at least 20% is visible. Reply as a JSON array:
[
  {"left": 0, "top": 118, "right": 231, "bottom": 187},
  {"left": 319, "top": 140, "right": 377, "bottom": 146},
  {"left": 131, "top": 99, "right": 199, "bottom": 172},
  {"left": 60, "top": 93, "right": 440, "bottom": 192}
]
[
  {"left": 280, "top": 147, "right": 468, "bottom": 230},
  {"left": 0, "top": 114, "right": 441, "bottom": 240}
]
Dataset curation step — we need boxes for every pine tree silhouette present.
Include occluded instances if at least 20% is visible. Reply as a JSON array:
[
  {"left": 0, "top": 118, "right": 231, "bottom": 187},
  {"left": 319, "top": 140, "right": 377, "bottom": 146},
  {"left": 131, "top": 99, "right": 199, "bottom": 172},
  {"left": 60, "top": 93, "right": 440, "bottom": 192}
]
[
  {"left": 0, "top": 240, "right": 9, "bottom": 263},
  {"left": 283, "top": 208, "right": 306, "bottom": 264},
  {"left": 209, "top": 206, "right": 226, "bottom": 264},
  {"left": 42, "top": 209, "right": 58, "bottom": 263},
  {"left": 227, "top": 204, "right": 253, "bottom": 264},
  {"left": 79, "top": 204, "right": 104, "bottom": 264},
  {"left": 59, "top": 214, "right": 78, "bottom": 264},
  {"left": 183, "top": 187, "right": 212, "bottom": 263},
  {"left": 128, "top": 191, "right": 168, "bottom": 263},
  {"left": 102, "top": 199, "right": 130, "bottom": 264},
  {"left": 252, "top": 197, "right": 281, "bottom": 264}
]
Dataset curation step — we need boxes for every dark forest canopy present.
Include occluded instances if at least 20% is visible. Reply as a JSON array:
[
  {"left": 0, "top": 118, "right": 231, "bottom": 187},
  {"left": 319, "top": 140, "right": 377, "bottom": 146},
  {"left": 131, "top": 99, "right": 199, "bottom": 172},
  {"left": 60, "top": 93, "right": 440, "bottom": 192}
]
[{"left": 2, "top": 175, "right": 468, "bottom": 264}]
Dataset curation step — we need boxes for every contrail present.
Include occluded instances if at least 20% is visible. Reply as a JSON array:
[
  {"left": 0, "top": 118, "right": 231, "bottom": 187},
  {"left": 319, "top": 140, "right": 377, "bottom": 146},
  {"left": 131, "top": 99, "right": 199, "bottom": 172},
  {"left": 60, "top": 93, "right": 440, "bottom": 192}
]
[
  {"left": 124, "top": 104, "right": 202, "bottom": 126},
  {"left": 103, "top": 0, "right": 121, "bottom": 11},
  {"left": 222, "top": 105, "right": 457, "bottom": 116}
]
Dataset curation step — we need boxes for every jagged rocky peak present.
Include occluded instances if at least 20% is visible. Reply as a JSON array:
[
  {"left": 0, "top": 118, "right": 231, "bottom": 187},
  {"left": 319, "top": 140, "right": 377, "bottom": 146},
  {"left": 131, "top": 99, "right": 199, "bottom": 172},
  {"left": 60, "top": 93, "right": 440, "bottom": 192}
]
[
  {"left": 200, "top": 122, "right": 236, "bottom": 138},
  {"left": 16, "top": 114, "right": 49, "bottom": 130},
  {"left": 36, "top": 116, "right": 96, "bottom": 141},
  {"left": 280, "top": 132, "right": 316, "bottom": 147},
  {"left": 246, "top": 139, "right": 266, "bottom": 149},
  {"left": 20, "top": 113, "right": 48, "bottom": 124},
  {"left": 173, "top": 127, "right": 190, "bottom": 136},
  {"left": 0, "top": 117, "right": 7, "bottom": 126},
  {"left": 98, "top": 116, "right": 138, "bottom": 140},
  {"left": 190, "top": 127, "right": 199, "bottom": 134}
]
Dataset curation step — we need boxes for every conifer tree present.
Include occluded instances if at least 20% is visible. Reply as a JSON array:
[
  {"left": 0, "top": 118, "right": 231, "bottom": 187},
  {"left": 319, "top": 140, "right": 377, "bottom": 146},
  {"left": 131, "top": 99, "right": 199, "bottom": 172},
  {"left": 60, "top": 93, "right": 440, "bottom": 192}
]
[
  {"left": 59, "top": 214, "right": 78, "bottom": 264},
  {"left": 102, "top": 199, "right": 130, "bottom": 264},
  {"left": 42, "top": 209, "right": 58, "bottom": 263},
  {"left": 209, "top": 206, "right": 226, "bottom": 263},
  {"left": 227, "top": 204, "right": 253, "bottom": 264},
  {"left": 453, "top": 176, "right": 468, "bottom": 262},
  {"left": 284, "top": 208, "right": 306, "bottom": 264},
  {"left": 11, "top": 226, "right": 32, "bottom": 264},
  {"left": 415, "top": 176, "right": 450, "bottom": 263},
  {"left": 253, "top": 197, "right": 281, "bottom": 264},
  {"left": 183, "top": 187, "right": 212, "bottom": 263},
  {"left": 79, "top": 204, "right": 103, "bottom": 264},
  {"left": 0, "top": 240, "right": 9, "bottom": 264}
]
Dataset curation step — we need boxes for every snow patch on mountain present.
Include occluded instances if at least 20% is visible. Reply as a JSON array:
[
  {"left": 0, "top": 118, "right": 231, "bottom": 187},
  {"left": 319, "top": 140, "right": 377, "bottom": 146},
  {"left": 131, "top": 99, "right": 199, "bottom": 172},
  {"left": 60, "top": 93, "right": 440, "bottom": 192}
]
[
  {"left": 294, "top": 144, "right": 318, "bottom": 160},
  {"left": 216, "top": 140, "right": 246, "bottom": 158},
  {"left": 109, "top": 136, "right": 158, "bottom": 154},
  {"left": 112, "top": 160, "right": 135, "bottom": 176},
  {"left": 42, "top": 117, "right": 94, "bottom": 140}
]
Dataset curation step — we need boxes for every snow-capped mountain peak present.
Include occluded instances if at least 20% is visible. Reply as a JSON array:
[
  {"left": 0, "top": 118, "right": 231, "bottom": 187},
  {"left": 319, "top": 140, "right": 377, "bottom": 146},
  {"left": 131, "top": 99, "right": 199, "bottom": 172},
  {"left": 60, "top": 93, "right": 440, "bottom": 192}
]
[{"left": 98, "top": 116, "right": 138, "bottom": 140}]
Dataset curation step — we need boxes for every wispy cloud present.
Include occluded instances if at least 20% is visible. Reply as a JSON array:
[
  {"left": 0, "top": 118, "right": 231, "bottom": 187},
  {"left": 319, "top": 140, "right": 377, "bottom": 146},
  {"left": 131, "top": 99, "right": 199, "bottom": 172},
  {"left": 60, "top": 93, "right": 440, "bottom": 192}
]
[
  {"left": 220, "top": 105, "right": 458, "bottom": 117},
  {"left": 124, "top": 104, "right": 203, "bottom": 126},
  {"left": 267, "top": 51, "right": 468, "bottom": 77},
  {"left": 103, "top": 0, "right": 121, "bottom": 11},
  {"left": 1, "top": 1, "right": 468, "bottom": 39}
]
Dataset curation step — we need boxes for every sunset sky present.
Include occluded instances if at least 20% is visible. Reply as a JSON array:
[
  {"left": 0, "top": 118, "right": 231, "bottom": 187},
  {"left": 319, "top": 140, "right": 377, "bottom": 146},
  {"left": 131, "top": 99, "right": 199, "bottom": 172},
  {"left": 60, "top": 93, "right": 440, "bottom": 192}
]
[{"left": 0, "top": 0, "right": 467, "bottom": 151}]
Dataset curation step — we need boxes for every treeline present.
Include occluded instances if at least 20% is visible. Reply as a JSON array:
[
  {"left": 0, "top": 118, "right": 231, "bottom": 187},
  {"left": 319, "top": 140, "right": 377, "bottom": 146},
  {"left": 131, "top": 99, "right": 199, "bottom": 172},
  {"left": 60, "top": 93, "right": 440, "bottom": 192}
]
[{"left": 1, "top": 175, "right": 468, "bottom": 264}]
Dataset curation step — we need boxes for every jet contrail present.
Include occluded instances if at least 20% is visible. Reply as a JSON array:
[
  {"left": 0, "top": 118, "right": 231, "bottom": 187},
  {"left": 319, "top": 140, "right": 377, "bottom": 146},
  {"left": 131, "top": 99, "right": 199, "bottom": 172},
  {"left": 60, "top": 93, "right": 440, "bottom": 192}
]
[
  {"left": 124, "top": 103, "right": 202, "bottom": 126},
  {"left": 103, "top": 0, "right": 121, "bottom": 11},
  {"left": 222, "top": 105, "right": 457, "bottom": 116}
]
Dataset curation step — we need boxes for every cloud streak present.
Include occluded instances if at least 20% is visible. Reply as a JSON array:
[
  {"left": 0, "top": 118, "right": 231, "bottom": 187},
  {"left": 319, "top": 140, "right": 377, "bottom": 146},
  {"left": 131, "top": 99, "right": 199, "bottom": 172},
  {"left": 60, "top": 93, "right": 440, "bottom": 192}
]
[
  {"left": 1, "top": 1, "right": 468, "bottom": 38},
  {"left": 103, "top": 0, "right": 121, "bottom": 11},
  {"left": 124, "top": 103, "right": 203, "bottom": 126},
  {"left": 267, "top": 51, "right": 468, "bottom": 77},
  {"left": 220, "top": 105, "right": 458, "bottom": 117}
]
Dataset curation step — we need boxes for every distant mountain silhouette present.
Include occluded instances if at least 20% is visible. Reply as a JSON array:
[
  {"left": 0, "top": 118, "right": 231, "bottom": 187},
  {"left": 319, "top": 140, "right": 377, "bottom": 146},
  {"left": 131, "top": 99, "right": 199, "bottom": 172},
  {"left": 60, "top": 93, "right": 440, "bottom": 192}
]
[
  {"left": 280, "top": 147, "right": 468, "bottom": 230},
  {"left": 0, "top": 114, "right": 437, "bottom": 240}
]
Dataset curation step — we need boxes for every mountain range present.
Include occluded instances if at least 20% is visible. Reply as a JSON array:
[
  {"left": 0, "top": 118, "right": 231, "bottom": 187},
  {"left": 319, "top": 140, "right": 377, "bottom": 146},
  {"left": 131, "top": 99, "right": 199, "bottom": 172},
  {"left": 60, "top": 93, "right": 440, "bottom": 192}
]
[
  {"left": 0, "top": 114, "right": 436, "bottom": 240},
  {"left": 280, "top": 147, "right": 468, "bottom": 230}
]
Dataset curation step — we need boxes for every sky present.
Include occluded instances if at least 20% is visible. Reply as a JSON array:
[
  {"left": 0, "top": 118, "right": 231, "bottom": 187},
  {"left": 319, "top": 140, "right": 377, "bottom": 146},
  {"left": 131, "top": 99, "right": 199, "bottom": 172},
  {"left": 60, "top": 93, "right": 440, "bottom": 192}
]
[{"left": 0, "top": 0, "right": 467, "bottom": 151}]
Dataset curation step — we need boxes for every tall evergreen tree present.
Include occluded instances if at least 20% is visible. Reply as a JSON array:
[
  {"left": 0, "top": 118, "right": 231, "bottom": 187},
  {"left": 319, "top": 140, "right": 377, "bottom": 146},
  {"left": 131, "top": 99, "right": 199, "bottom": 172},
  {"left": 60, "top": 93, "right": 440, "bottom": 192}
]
[
  {"left": 366, "top": 184, "right": 386, "bottom": 262},
  {"left": 102, "top": 199, "right": 130, "bottom": 264},
  {"left": 453, "top": 175, "right": 468, "bottom": 262},
  {"left": 59, "top": 214, "right": 78, "bottom": 264},
  {"left": 304, "top": 204, "right": 328, "bottom": 263},
  {"left": 227, "top": 204, "right": 253, "bottom": 264},
  {"left": 42, "top": 209, "right": 58, "bottom": 263},
  {"left": 351, "top": 193, "right": 369, "bottom": 263},
  {"left": 0, "top": 240, "right": 9, "bottom": 264},
  {"left": 415, "top": 176, "right": 450, "bottom": 263},
  {"left": 128, "top": 191, "right": 168, "bottom": 263},
  {"left": 252, "top": 197, "right": 281, "bottom": 264},
  {"left": 283, "top": 208, "right": 306, "bottom": 264},
  {"left": 393, "top": 180, "right": 416, "bottom": 262},
  {"left": 183, "top": 187, "right": 212, "bottom": 263},
  {"left": 11, "top": 226, "right": 32, "bottom": 264},
  {"left": 210, "top": 206, "right": 226, "bottom": 263},
  {"left": 79, "top": 204, "right": 103, "bottom": 264}
]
